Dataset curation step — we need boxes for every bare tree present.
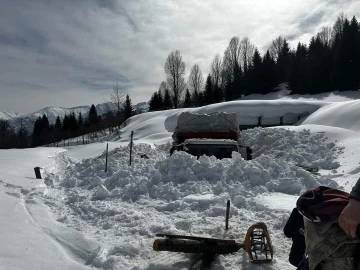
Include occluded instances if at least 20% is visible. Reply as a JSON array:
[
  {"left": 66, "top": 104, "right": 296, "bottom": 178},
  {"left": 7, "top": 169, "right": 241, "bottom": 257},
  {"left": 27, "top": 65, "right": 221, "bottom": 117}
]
[
  {"left": 110, "top": 83, "right": 125, "bottom": 116},
  {"left": 317, "top": 27, "right": 332, "bottom": 47},
  {"left": 331, "top": 13, "right": 346, "bottom": 44},
  {"left": 240, "top": 37, "right": 255, "bottom": 72},
  {"left": 187, "top": 64, "right": 204, "bottom": 106},
  {"left": 158, "top": 81, "right": 167, "bottom": 95},
  {"left": 210, "top": 54, "right": 222, "bottom": 90},
  {"left": 164, "top": 50, "right": 186, "bottom": 108},
  {"left": 269, "top": 36, "right": 285, "bottom": 62},
  {"left": 223, "top": 36, "right": 241, "bottom": 79}
]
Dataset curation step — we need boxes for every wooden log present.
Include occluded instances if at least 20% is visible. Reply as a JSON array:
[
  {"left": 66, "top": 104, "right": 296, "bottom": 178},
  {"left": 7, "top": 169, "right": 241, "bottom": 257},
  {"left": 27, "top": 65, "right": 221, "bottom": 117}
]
[{"left": 153, "top": 238, "right": 242, "bottom": 254}]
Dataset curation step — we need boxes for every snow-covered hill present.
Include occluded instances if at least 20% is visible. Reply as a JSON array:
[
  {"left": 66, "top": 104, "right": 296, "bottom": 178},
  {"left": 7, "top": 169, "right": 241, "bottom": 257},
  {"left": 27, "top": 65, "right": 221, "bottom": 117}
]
[
  {"left": 0, "top": 110, "right": 24, "bottom": 121},
  {"left": 7, "top": 102, "right": 117, "bottom": 133},
  {"left": 135, "top": 102, "right": 149, "bottom": 112},
  {"left": 3, "top": 101, "right": 148, "bottom": 133}
]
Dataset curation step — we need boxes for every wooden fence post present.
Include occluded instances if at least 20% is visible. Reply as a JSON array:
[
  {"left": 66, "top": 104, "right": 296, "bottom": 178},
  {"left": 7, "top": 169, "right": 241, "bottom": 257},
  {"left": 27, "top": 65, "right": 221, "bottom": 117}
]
[
  {"left": 105, "top": 143, "right": 109, "bottom": 173},
  {"left": 129, "top": 131, "right": 134, "bottom": 166},
  {"left": 34, "top": 167, "right": 42, "bottom": 179},
  {"left": 225, "top": 200, "right": 230, "bottom": 230}
]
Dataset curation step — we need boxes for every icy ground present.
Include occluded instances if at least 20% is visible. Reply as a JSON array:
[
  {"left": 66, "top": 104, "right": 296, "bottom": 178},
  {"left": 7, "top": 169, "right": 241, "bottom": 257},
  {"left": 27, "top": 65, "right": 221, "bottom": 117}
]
[{"left": 2, "top": 97, "right": 360, "bottom": 270}]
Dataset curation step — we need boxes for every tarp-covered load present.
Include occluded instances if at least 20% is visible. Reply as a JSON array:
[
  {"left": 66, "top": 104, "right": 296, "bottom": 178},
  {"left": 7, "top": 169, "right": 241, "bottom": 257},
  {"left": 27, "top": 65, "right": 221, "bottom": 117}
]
[{"left": 172, "top": 112, "right": 240, "bottom": 144}]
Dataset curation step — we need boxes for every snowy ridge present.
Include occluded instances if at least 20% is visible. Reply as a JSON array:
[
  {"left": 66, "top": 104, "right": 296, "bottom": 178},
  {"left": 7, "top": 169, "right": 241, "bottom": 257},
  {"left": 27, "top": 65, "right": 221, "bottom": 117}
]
[
  {"left": 0, "top": 110, "right": 24, "bottom": 121},
  {"left": 302, "top": 100, "right": 360, "bottom": 132},
  {"left": 7, "top": 102, "right": 117, "bottom": 133}
]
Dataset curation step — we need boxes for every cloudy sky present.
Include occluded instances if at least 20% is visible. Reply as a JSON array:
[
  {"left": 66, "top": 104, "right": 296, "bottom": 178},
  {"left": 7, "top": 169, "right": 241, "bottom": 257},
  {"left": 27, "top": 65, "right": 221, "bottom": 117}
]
[{"left": 1, "top": 0, "right": 359, "bottom": 114}]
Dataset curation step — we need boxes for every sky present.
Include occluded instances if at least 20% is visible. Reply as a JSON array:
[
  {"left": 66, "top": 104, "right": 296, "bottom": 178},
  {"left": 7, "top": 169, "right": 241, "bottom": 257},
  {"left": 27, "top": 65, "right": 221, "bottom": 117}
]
[{"left": 1, "top": 0, "right": 359, "bottom": 114}]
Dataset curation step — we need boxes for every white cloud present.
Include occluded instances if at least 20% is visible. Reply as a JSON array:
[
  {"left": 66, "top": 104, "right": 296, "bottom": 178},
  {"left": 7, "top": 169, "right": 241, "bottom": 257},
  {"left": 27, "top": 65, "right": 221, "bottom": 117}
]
[{"left": 0, "top": 0, "right": 359, "bottom": 113}]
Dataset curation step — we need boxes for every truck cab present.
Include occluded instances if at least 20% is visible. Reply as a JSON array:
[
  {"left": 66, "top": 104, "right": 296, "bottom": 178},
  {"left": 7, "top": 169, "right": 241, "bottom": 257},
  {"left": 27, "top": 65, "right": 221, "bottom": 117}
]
[{"left": 182, "top": 139, "right": 239, "bottom": 159}]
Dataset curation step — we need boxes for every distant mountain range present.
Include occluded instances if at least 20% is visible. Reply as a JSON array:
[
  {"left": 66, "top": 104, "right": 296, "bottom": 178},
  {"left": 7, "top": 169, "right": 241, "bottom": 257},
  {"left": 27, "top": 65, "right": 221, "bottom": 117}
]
[
  {"left": 0, "top": 102, "right": 149, "bottom": 133},
  {"left": 0, "top": 111, "right": 25, "bottom": 121}
]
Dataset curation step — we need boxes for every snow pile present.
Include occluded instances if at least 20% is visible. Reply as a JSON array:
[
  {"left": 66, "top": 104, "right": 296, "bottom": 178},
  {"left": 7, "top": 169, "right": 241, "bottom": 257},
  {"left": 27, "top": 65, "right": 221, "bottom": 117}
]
[
  {"left": 301, "top": 100, "right": 360, "bottom": 132},
  {"left": 56, "top": 128, "right": 340, "bottom": 204},
  {"left": 242, "top": 127, "right": 343, "bottom": 170}
]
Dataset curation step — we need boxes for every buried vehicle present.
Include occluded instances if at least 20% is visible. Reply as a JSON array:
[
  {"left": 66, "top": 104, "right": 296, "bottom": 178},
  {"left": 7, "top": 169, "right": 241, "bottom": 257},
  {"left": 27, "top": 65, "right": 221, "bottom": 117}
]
[{"left": 171, "top": 112, "right": 251, "bottom": 160}]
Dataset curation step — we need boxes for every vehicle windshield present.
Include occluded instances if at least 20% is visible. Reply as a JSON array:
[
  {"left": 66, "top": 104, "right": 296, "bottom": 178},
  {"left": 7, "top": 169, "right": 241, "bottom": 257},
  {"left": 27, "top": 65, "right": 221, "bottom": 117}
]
[{"left": 184, "top": 144, "right": 238, "bottom": 159}]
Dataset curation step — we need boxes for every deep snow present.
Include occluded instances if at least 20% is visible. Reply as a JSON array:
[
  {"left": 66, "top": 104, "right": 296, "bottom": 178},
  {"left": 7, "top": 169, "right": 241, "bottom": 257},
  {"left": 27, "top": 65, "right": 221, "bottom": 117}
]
[{"left": 1, "top": 93, "right": 360, "bottom": 270}]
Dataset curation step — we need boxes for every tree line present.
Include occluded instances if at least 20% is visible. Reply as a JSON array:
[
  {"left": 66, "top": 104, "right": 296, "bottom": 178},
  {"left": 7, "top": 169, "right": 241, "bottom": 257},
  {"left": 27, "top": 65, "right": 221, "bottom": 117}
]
[
  {"left": 149, "top": 14, "right": 360, "bottom": 111},
  {"left": 0, "top": 94, "right": 136, "bottom": 149}
]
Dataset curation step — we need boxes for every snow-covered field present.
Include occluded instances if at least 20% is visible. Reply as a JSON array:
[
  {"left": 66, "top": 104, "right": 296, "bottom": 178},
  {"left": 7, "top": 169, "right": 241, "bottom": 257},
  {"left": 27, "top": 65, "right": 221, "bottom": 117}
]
[{"left": 1, "top": 93, "right": 360, "bottom": 270}]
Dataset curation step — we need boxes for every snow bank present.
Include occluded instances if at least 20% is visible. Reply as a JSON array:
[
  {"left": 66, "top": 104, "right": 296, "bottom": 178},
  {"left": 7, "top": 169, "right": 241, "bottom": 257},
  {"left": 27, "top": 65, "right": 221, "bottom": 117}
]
[
  {"left": 301, "top": 100, "right": 360, "bottom": 132},
  {"left": 57, "top": 128, "right": 340, "bottom": 202}
]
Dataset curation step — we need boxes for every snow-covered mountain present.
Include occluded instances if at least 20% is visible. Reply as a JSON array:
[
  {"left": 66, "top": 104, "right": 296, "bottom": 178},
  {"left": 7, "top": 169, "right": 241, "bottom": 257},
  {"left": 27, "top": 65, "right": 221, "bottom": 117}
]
[
  {"left": 135, "top": 102, "right": 149, "bottom": 112},
  {"left": 0, "top": 110, "right": 24, "bottom": 121},
  {"left": 7, "top": 102, "right": 117, "bottom": 133},
  {"left": 3, "top": 101, "right": 148, "bottom": 133}
]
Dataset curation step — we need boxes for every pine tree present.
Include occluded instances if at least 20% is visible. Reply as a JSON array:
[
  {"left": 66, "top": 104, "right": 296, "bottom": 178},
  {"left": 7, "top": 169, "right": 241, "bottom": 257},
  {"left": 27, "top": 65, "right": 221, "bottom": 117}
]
[
  {"left": 55, "top": 116, "right": 62, "bottom": 129},
  {"left": 289, "top": 43, "right": 308, "bottom": 94},
  {"left": 232, "top": 63, "right": 243, "bottom": 98},
  {"left": 149, "top": 91, "right": 163, "bottom": 111},
  {"left": 78, "top": 112, "right": 83, "bottom": 126},
  {"left": 224, "top": 76, "right": 233, "bottom": 101},
  {"left": 198, "top": 91, "right": 205, "bottom": 106},
  {"left": 262, "top": 50, "right": 278, "bottom": 94},
  {"left": 42, "top": 114, "right": 49, "bottom": 131},
  {"left": 32, "top": 116, "right": 44, "bottom": 146},
  {"left": 163, "top": 89, "right": 173, "bottom": 109},
  {"left": 248, "top": 48, "right": 263, "bottom": 94},
  {"left": 339, "top": 16, "right": 360, "bottom": 90},
  {"left": 204, "top": 74, "right": 213, "bottom": 104},
  {"left": 69, "top": 112, "right": 78, "bottom": 137},
  {"left": 17, "top": 127, "right": 28, "bottom": 148},
  {"left": 183, "top": 89, "right": 192, "bottom": 107},
  {"left": 307, "top": 37, "right": 332, "bottom": 94},
  {"left": 54, "top": 116, "right": 62, "bottom": 144},
  {"left": 88, "top": 104, "right": 98, "bottom": 124},
  {"left": 277, "top": 39, "right": 291, "bottom": 82},
  {"left": 124, "top": 94, "right": 134, "bottom": 120},
  {"left": 157, "top": 89, "right": 164, "bottom": 108}
]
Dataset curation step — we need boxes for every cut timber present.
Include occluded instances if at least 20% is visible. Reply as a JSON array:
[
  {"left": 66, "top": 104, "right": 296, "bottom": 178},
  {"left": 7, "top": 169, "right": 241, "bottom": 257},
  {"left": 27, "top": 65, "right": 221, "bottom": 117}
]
[{"left": 153, "top": 238, "right": 243, "bottom": 254}]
